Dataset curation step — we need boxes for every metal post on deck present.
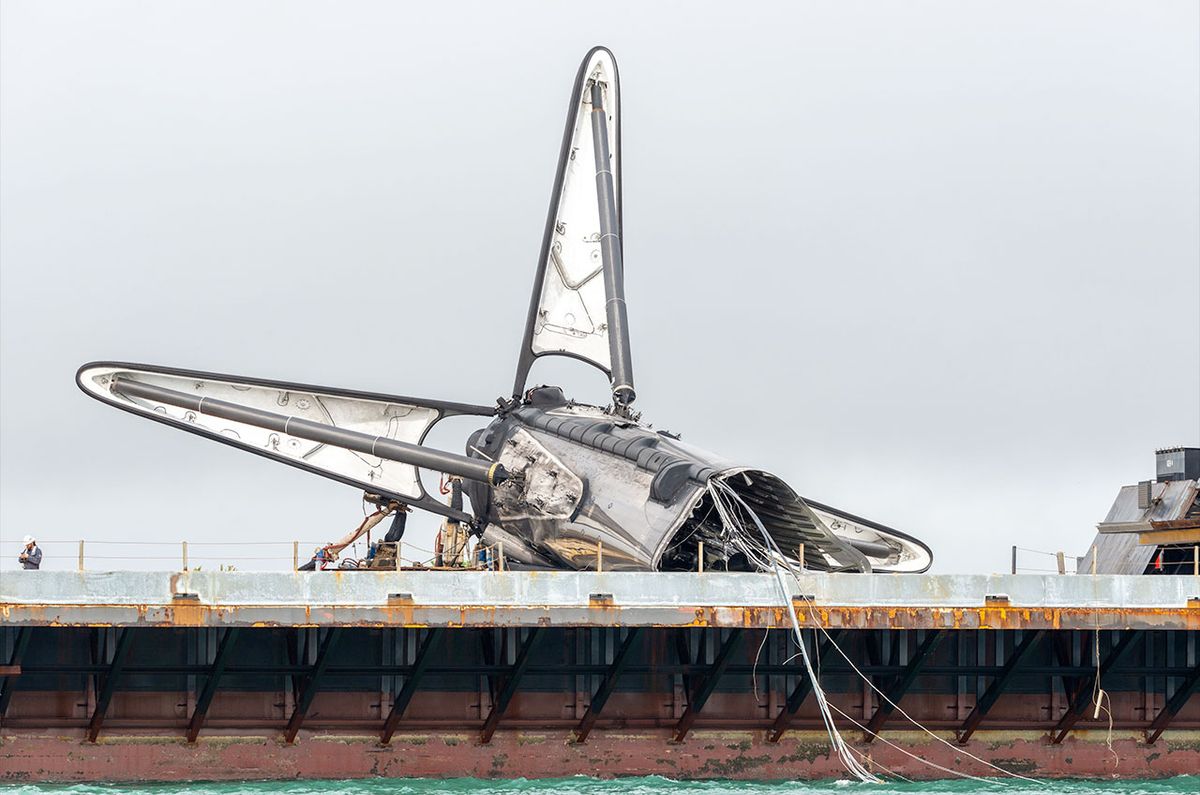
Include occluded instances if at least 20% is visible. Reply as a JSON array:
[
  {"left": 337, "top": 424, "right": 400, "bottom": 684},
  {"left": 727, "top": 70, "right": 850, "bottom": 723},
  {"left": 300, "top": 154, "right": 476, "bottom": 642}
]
[
  {"left": 292, "top": 541, "right": 299, "bottom": 571},
  {"left": 1011, "top": 545, "right": 1017, "bottom": 575},
  {"left": 1055, "top": 551, "right": 1066, "bottom": 575},
  {"left": 396, "top": 541, "right": 402, "bottom": 571},
  {"left": 799, "top": 543, "right": 805, "bottom": 572},
  {"left": 597, "top": 541, "right": 603, "bottom": 572},
  {"left": 1194, "top": 545, "right": 1198, "bottom": 576},
  {"left": 78, "top": 541, "right": 85, "bottom": 572},
  {"left": 182, "top": 541, "right": 189, "bottom": 571},
  {"left": 1091, "top": 546, "right": 1098, "bottom": 575},
  {"left": 499, "top": 541, "right": 505, "bottom": 572},
  {"left": 697, "top": 541, "right": 704, "bottom": 573}
]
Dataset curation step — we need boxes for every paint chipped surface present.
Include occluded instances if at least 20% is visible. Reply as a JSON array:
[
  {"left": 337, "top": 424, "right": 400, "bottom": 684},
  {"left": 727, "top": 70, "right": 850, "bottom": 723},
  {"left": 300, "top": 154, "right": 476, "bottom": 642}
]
[{"left": 2, "top": 731, "right": 1200, "bottom": 781}]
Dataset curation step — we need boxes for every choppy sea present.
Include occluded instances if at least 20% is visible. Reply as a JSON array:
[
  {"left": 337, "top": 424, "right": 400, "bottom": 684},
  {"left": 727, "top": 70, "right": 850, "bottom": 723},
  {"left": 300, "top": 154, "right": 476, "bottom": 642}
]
[{"left": 2, "top": 777, "right": 1198, "bottom": 795}]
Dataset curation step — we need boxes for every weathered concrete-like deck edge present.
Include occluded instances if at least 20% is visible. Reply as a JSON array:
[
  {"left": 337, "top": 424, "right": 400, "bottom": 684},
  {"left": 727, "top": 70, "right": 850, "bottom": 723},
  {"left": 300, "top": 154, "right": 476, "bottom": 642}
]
[{"left": 3, "top": 571, "right": 1198, "bottom": 629}]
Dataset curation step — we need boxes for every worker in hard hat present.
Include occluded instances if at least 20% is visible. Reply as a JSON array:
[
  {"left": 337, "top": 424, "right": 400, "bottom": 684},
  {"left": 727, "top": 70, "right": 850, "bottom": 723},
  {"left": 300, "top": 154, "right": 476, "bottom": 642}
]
[{"left": 18, "top": 535, "right": 42, "bottom": 570}]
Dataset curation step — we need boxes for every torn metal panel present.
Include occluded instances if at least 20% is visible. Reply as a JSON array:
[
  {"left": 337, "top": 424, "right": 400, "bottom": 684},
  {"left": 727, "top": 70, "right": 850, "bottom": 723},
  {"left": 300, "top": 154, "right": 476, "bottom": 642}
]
[{"left": 466, "top": 397, "right": 925, "bottom": 573}]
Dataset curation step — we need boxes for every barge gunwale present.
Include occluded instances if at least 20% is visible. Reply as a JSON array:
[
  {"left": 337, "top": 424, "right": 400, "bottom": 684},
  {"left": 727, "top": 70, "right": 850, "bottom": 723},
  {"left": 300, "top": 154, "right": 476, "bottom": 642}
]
[{"left": 3, "top": 571, "right": 1198, "bottom": 630}]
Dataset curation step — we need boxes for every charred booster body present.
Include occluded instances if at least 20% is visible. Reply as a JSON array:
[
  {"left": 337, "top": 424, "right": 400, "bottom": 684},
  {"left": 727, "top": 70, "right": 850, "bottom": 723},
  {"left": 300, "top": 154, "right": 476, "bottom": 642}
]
[{"left": 76, "top": 48, "right": 932, "bottom": 574}]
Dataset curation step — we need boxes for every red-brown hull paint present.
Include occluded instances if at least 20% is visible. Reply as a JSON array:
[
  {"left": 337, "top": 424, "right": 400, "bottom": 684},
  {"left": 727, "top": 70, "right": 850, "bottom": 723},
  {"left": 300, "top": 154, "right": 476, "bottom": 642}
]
[{"left": 2, "top": 730, "right": 1198, "bottom": 782}]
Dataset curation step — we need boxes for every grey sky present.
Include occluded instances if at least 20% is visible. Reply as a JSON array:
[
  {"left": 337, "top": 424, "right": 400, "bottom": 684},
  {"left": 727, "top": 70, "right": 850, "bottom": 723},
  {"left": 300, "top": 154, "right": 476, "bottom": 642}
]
[{"left": 2, "top": 1, "right": 1197, "bottom": 574}]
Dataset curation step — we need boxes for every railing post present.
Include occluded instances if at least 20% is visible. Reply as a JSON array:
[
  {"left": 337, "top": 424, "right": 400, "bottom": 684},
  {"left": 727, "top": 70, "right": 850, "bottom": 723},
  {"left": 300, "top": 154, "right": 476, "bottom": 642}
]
[
  {"left": 1011, "top": 545, "right": 1017, "bottom": 574},
  {"left": 697, "top": 541, "right": 704, "bottom": 573},
  {"left": 498, "top": 541, "right": 505, "bottom": 572},
  {"left": 1194, "top": 545, "right": 1198, "bottom": 576},
  {"left": 292, "top": 541, "right": 299, "bottom": 571},
  {"left": 799, "top": 543, "right": 805, "bottom": 572},
  {"left": 78, "top": 540, "right": 85, "bottom": 572},
  {"left": 396, "top": 541, "right": 402, "bottom": 571},
  {"left": 1055, "top": 551, "right": 1065, "bottom": 575},
  {"left": 597, "top": 540, "right": 603, "bottom": 572},
  {"left": 182, "top": 541, "right": 189, "bottom": 571}
]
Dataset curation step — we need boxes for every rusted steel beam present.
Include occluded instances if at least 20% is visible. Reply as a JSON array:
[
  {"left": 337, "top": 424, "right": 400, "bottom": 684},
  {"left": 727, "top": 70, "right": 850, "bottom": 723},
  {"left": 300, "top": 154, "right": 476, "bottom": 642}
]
[
  {"left": 1138, "top": 528, "right": 1200, "bottom": 546},
  {"left": 863, "top": 629, "right": 943, "bottom": 743},
  {"left": 572, "top": 628, "right": 642, "bottom": 743},
  {"left": 1051, "top": 630, "right": 1142, "bottom": 744},
  {"left": 767, "top": 629, "right": 843, "bottom": 743},
  {"left": 9, "top": 659, "right": 1199, "bottom": 677},
  {"left": 283, "top": 627, "right": 342, "bottom": 744},
  {"left": 380, "top": 628, "right": 443, "bottom": 745},
  {"left": 479, "top": 627, "right": 543, "bottom": 744},
  {"left": 186, "top": 627, "right": 241, "bottom": 743},
  {"left": 6, "top": 603, "right": 1200, "bottom": 631},
  {"left": 0, "top": 627, "right": 33, "bottom": 721},
  {"left": 673, "top": 628, "right": 744, "bottom": 742},
  {"left": 956, "top": 630, "right": 1044, "bottom": 744},
  {"left": 1145, "top": 661, "right": 1200, "bottom": 744},
  {"left": 87, "top": 628, "right": 135, "bottom": 742}
]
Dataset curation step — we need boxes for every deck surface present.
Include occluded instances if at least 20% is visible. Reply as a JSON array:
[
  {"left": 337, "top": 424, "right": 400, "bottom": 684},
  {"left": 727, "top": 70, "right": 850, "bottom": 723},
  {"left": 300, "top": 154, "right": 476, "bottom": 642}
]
[{"left": 4, "top": 570, "right": 1198, "bottom": 629}]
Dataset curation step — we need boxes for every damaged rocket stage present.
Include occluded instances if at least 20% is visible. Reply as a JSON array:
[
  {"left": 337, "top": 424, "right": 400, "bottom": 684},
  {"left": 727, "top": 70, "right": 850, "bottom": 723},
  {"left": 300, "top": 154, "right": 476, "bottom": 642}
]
[{"left": 75, "top": 47, "right": 932, "bottom": 575}]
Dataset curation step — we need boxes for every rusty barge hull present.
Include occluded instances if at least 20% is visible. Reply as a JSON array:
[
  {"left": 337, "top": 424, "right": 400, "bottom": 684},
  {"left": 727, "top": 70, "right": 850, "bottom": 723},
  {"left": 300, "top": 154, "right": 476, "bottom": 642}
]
[{"left": 2, "top": 571, "right": 1199, "bottom": 781}]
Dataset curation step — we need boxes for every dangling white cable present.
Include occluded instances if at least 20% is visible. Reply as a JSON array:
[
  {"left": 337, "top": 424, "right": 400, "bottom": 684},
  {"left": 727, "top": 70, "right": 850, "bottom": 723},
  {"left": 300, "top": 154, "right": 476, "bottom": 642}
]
[
  {"left": 709, "top": 480, "right": 1047, "bottom": 787},
  {"left": 707, "top": 483, "right": 881, "bottom": 783},
  {"left": 826, "top": 702, "right": 1004, "bottom": 785},
  {"left": 792, "top": 593, "right": 1047, "bottom": 786}
]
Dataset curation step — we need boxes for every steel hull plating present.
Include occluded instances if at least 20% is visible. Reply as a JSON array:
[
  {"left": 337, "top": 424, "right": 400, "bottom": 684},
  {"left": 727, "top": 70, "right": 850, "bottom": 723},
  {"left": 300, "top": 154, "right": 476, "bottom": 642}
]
[
  {"left": 3, "top": 731, "right": 1199, "bottom": 782},
  {"left": 3, "top": 572, "right": 1199, "bottom": 782}
]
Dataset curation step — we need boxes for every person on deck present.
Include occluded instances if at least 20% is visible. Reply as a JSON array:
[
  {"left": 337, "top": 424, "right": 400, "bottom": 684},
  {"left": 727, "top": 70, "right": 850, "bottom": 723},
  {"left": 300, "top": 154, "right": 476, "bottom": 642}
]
[{"left": 18, "top": 535, "right": 42, "bottom": 570}]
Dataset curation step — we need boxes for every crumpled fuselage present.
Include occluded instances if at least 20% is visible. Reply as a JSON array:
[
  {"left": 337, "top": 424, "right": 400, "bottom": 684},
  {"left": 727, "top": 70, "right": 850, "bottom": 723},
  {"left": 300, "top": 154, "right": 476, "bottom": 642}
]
[{"left": 463, "top": 387, "right": 931, "bottom": 573}]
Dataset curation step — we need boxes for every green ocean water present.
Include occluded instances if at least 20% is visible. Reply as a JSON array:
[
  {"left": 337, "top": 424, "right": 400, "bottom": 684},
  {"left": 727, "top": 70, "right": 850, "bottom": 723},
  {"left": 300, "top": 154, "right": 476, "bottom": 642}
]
[{"left": 2, "top": 777, "right": 1198, "bottom": 795}]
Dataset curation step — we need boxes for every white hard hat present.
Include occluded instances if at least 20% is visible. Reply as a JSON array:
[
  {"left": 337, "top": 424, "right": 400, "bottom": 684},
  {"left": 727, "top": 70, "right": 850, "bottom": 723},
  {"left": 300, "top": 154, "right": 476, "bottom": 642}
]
[{"left": 22, "top": 535, "right": 35, "bottom": 546}]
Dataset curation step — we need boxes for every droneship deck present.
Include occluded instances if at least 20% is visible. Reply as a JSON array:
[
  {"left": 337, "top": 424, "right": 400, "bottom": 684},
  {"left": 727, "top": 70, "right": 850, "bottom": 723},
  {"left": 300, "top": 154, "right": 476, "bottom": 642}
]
[{"left": 2, "top": 571, "right": 1199, "bottom": 781}]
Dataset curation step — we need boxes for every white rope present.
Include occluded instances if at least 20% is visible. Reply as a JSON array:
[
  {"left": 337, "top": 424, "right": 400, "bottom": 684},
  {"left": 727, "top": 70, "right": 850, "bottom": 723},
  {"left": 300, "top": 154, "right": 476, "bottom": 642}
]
[
  {"left": 792, "top": 592, "right": 1046, "bottom": 786},
  {"left": 708, "top": 480, "right": 1048, "bottom": 787},
  {"left": 707, "top": 482, "right": 881, "bottom": 783},
  {"left": 1092, "top": 621, "right": 1119, "bottom": 770},
  {"left": 826, "top": 702, "right": 1002, "bottom": 785}
]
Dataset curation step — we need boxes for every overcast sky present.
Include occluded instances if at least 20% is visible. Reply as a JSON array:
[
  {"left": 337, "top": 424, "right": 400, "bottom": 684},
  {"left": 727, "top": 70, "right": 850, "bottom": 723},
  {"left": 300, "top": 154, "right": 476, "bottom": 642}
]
[{"left": 2, "top": 1, "right": 1197, "bottom": 574}]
